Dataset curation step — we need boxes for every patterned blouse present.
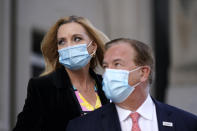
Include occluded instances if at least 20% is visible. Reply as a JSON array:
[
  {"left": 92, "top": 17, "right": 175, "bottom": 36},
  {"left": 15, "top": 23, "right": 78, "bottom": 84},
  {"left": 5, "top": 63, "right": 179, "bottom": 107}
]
[{"left": 72, "top": 85, "right": 102, "bottom": 115}]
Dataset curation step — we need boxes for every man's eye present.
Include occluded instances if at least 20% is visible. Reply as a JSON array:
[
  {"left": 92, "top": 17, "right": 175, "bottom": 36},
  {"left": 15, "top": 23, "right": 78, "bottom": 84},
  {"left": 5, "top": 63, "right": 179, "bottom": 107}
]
[
  {"left": 58, "top": 39, "right": 65, "bottom": 45},
  {"left": 74, "top": 37, "right": 82, "bottom": 42},
  {"left": 114, "top": 63, "right": 121, "bottom": 67}
]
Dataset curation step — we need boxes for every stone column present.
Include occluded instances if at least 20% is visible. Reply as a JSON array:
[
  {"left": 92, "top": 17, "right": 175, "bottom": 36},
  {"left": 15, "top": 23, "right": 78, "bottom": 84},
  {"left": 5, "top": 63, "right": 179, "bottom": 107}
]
[
  {"left": 104, "top": 0, "right": 153, "bottom": 45},
  {"left": 170, "top": 0, "right": 197, "bottom": 85},
  {"left": 0, "top": 0, "right": 11, "bottom": 130}
]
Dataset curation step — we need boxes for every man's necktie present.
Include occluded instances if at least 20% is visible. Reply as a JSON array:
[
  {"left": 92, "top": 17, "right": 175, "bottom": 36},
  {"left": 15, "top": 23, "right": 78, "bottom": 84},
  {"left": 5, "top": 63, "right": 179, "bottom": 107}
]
[{"left": 130, "top": 112, "right": 141, "bottom": 131}]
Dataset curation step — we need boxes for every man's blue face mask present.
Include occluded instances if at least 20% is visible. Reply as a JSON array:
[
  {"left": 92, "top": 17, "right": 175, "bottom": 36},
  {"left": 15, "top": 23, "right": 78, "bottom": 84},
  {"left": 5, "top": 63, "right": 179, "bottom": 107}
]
[
  {"left": 58, "top": 41, "right": 95, "bottom": 70},
  {"left": 102, "top": 67, "right": 142, "bottom": 103}
]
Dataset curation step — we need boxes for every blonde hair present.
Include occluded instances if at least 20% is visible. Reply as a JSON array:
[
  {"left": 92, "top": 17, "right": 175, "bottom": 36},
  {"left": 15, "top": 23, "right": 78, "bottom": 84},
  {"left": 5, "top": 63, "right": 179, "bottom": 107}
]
[{"left": 40, "top": 16, "right": 110, "bottom": 76}]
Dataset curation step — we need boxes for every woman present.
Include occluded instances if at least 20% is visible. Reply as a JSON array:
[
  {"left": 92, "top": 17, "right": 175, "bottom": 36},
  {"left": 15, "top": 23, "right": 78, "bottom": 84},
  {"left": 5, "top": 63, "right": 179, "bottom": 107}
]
[{"left": 13, "top": 16, "right": 110, "bottom": 131}]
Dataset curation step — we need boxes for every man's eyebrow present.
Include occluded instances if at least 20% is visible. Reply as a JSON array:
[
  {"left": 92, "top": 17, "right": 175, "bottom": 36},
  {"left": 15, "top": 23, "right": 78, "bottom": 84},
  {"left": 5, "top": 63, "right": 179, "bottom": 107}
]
[
  {"left": 102, "top": 58, "right": 123, "bottom": 65},
  {"left": 113, "top": 58, "right": 123, "bottom": 63}
]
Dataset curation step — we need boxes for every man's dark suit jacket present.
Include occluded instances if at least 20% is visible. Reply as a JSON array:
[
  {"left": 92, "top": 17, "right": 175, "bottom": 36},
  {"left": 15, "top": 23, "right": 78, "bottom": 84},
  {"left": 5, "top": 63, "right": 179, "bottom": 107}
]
[
  {"left": 13, "top": 67, "right": 109, "bottom": 131},
  {"left": 67, "top": 99, "right": 197, "bottom": 131}
]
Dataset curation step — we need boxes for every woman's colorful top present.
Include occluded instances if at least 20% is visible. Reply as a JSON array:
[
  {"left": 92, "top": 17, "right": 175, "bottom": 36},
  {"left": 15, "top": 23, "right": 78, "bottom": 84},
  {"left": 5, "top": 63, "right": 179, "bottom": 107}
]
[{"left": 73, "top": 85, "right": 102, "bottom": 115}]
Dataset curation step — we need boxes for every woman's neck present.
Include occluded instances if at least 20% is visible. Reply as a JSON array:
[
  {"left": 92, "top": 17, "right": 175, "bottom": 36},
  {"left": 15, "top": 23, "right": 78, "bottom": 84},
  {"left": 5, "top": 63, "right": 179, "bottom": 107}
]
[
  {"left": 65, "top": 66, "right": 93, "bottom": 90},
  {"left": 65, "top": 66, "right": 97, "bottom": 106}
]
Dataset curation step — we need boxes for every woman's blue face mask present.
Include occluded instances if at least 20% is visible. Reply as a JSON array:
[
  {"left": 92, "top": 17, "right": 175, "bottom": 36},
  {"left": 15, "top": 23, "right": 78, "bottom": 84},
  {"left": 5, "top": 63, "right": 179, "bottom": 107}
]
[{"left": 58, "top": 41, "right": 95, "bottom": 70}]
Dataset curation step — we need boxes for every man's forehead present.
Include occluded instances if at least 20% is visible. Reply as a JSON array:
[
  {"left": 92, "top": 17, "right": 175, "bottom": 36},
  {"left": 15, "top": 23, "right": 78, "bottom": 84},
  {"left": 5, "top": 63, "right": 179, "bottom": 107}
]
[
  {"left": 104, "top": 43, "right": 135, "bottom": 62},
  {"left": 105, "top": 43, "right": 134, "bottom": 55}
]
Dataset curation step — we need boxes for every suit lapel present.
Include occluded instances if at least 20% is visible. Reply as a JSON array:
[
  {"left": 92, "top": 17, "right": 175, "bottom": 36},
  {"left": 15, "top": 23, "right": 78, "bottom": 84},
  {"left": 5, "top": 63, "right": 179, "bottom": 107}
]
[
  {"left": 101, "top": 103, "right": 121, "bottom": 131},
  {"left": 100, "top": 98, "right": 177, "bottom": 131},
  {"left": 153, "top": 99, "right": 175, "bottom": 131},
  {"left": 51, "top": 67, "right": 81, "bottom": 116}
]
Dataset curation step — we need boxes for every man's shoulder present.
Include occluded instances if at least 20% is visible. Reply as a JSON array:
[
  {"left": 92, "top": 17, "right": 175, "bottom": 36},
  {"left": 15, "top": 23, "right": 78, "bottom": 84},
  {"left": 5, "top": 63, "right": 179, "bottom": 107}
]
[
  {"left": 154, "top": 98, "right": 197, "bottom": 121},
  {"left": 66, "top": 103, "right": 115, "bottom": 130}
]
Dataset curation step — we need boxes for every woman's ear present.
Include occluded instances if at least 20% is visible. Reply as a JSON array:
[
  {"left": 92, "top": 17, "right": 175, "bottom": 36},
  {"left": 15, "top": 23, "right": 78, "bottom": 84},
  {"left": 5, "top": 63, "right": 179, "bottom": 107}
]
[
  {"left": 88, "top": 41, "right": 97, "bottom": 55},
  {"left": 140, "top": 66, "right": 150, "bottom": 82},
  {"left": 92, "top": 41, "right": 97, "bottom": 49},
  {"left": 91, "top": 41, "right": 97, "bottom": 55}
]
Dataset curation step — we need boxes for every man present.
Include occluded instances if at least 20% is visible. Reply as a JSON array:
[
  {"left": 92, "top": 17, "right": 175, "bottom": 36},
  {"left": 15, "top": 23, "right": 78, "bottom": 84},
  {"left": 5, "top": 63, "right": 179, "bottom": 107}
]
[{"left": 66, "top": 38, "right": 197, "bottom": 131}]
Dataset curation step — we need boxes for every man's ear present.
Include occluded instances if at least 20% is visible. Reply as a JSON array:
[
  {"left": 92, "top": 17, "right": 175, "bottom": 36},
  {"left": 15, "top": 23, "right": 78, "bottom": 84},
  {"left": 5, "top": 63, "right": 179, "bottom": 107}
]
[{"left": 140, "top": 66, "right": 150, "bottom": 82}]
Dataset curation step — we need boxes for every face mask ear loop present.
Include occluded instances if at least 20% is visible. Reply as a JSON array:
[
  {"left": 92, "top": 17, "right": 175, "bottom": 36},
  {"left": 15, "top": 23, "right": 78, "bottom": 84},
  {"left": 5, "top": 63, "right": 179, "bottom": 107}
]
[
  {"left": 128, "top": 66, "right": 142, "bottom": 88},
  {"left": 87, "top": 40, "right": 96, "bottom": 57},
  {"left": 129, "top": 66, "right": 142, "bottom": 73},
  {"left": 129, "top": 81, "right": 141, "bottom": 88},
  {"left": 87, "top": 40, "right": 93, "bottom": 48},
  {"left": 90, "top": 50, "right": 96, "bottom": 57}
]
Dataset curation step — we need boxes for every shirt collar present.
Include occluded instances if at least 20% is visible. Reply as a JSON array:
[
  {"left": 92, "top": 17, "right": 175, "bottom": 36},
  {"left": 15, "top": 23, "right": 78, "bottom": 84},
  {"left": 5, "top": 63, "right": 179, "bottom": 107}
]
[
  {"left": 115, "top": 94, "right": 154, "bottom": 122},
  {"left": 115, "top": 104, "right": 131, "bottom": 122},
  {"left": 136, "top": 94, "right": 154, "bottom": 120}
]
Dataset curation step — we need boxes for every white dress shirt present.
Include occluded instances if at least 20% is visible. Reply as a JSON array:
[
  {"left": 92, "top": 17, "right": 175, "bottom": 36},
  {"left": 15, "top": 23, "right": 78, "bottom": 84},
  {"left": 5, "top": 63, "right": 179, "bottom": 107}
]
[{"left": 115, "top": 94, "right": 158, "bottom": 131}]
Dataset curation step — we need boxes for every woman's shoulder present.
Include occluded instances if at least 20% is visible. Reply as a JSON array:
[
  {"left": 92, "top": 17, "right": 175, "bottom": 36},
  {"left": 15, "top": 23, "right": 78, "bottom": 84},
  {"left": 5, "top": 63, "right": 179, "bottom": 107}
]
[
  {"left": 27, "top": 73, "right": 54, "bottom": 91},
  {"left": 30, "top": 67, "right": 65, "bottom": 82},
  {"left": 28, "top": 68, "right": 61, "bottom": 88},
  {"left": 28, "top": 67, "right": 71, "bottom": 90},
  {"left": 30, "top": 71, "right": 54, "bottom": 83}
]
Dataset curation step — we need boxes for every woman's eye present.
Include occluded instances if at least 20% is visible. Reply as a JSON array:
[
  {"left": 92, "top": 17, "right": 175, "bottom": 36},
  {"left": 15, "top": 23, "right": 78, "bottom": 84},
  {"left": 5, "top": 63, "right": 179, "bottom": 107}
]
[
  {"left": 74, "top": 37, "right": 82, "bottom": 42},
  {"left": 102, "top": 65, "right": 107, "bottom": 69},
  {"left": 58, "top": 39, "right": 65, "bottom": 45}
]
